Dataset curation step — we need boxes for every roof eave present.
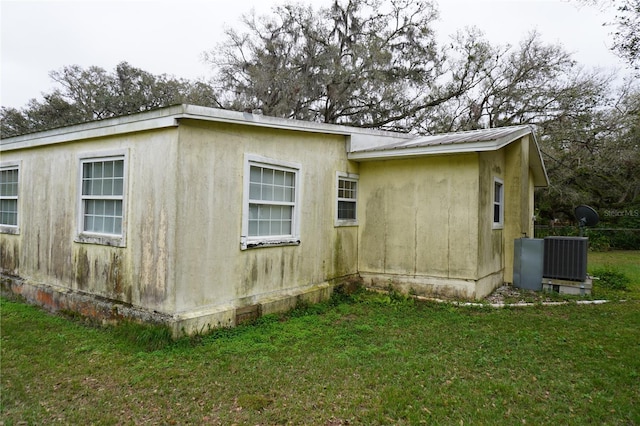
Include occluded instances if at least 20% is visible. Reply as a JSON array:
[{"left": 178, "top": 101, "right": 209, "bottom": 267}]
[
  {"left": 349, "top": 126, "right": 550, "bottom": 188},
  {"left": 1, "top": 104, "right": 410, "bottom": 151},
  {"left": 348, "top": 134, "right": 518, "bottom": 161},
  {"left": 529, "top": 131, "right": 550, "bottom": 188}
]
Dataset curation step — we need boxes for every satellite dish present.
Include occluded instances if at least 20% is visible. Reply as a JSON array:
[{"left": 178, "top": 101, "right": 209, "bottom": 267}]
[{"left": 575, "top": 205, "right": 599, "bottom": 236}]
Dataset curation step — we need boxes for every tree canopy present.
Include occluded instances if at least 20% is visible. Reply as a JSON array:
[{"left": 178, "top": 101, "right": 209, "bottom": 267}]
[
  {"left": 204, "top": 0, "right": 639, "bottom": 220},
  {"left": 0, "top": 62, "right": 219, "bottom": 137},
  {"left": 611, "top": 0, "right": 640, "bottom": 70},
  {"left": 577, "top": 0, "right": 640, "bottom": 71},
  {"left": 1, "top": 0, "right": 638, "bottom": 225},
  {"left": 205, "top": 0, "right": 491, "bottom": 131}
]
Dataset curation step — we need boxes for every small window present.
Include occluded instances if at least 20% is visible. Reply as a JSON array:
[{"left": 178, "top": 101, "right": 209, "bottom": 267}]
[
  {"left": 0, "top": 165, "right": 20, "bottom": 233},
  {"left": 241, "top": 155, "right": 301, "bottom": 249},
  {"left": 77, "top": 153, "right": 127, "bottom": 246},
  {"left": 493, "top": 177, "right": 504, "bottom": 229},
  {"left": 336, "top": 172, "right": 358, "bottom": 225}
]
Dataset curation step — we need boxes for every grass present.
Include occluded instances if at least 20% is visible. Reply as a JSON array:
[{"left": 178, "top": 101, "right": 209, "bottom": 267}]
[
  {"left": 589, "top": 250, "right": 640, "bottom": 299},
  {"left": 1, "top": 251, "right": 639, "bottom": 425}
]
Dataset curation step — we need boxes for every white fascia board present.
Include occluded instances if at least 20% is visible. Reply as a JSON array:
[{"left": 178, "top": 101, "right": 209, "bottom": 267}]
[
  {"left": 348, "top": 138, "right": 512, "bottom": 161},
  {"left": 528, "top": 132, "right": 550, "bottom": 187},
  {"left": 347, "top": 133, "right": 414, "bottom": 152},
  {"left": 1, "top": 108, "right": 183, "bottom": 151}
]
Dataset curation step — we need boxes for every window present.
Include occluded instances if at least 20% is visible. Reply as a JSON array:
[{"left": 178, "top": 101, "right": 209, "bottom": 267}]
[
  {"left": 336, "top": 172, "right": 358, "bottom": 225},
  {"left": 241, "top": 155, "right": 300, "bottom": 249},
  {"left": 0, "top": 164, "right": 19, "bottom": 232},
  {"left": 493, "top": 177, "right": 504, "bottom": 229},
  {"left": 77, "top": 153, "right": 127, "bottom": 246}
]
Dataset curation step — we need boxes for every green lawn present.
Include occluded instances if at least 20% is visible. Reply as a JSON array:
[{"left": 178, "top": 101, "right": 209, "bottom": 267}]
[
  {"left": 589, "top": 250, "right": 640, "bottom": 299},
  {"left": 589, "top": 251, "right": 640, "bottom": 283},
  {"left": 2, "top": 252, "right": 639, "bottom": 425}
]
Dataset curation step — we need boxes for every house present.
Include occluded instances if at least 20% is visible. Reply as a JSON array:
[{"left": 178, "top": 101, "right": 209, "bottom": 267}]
[{"left": 0, "top": 105, "right": 548, "bottom": 335}]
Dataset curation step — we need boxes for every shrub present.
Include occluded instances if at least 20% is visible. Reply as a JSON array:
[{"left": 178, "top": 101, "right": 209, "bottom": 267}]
[
  {"left": 591, "top": 266, "right": 631, "bottom": 291},
  {"left": 586, "top": 232, "right": 612, "bottom": 251}
]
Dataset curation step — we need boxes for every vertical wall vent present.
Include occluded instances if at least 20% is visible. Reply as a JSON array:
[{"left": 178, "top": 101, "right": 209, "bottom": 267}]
[{"left": 543, "top": 236, "right": 588, "bottom": 282}]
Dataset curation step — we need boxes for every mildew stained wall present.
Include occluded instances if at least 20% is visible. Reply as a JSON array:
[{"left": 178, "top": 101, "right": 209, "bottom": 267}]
[
  {"left": 358, "top": 154, "right": 480, "bottom": 282},
  {"left": 472, "top": 136, "right": 536, "bottom": 286},
  {"left": 0, "top": 129, "right": 179, "bottom": 314},
  {"left": 478, "top": 149, "right": 506, "bottom": 280},
  {"left": 357, "top": 141, "right": 535, "bottom": 299},
  {"left": 1, "top": 119, "right": 362, "bottom": 322},
  {"left": 2, "top": 112, "right": 541, "bottom": 326},
  {"left": 503, "top": 136, "right": 532, "bottom": 284},
  {"left": 172, "top": 121, "right": 359, "bottom": 313}
]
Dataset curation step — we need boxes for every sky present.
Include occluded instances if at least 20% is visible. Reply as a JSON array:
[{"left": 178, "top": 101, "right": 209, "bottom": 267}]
[{"left": 0, "top": 0, "right": 629, "bottom": 109}]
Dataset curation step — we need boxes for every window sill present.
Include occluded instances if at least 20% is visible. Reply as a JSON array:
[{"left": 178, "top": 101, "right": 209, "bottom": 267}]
[
  {"left": 75, "top": 233, "right": 126, "bottom": 247},
  {"left": 0, "top": 226, "right": 20, "bottom": 235},
  {"left": 335, "top": 220, "right": 358, "bottom": 227},
  {"left": 240, "top": 237, "right": 300, "bottom": 250},
  {"left": 492, "top": 223, "right": 504, "bottom": 230}
]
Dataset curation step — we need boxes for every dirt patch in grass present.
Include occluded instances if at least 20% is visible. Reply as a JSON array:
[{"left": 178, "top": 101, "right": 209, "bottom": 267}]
[{"left": 483, "top": 285, "right": 574, "bottom": 305}]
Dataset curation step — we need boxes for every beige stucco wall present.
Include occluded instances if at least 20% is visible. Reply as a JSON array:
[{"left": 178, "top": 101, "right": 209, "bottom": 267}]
[
  {"left": 1, "top": 116, "right": 541, "bottom": 331},
  {"left": 477, "top": 149, "right": 506, "bottom": 294},
  {"left": 503, "top": 136, "right": 534, "bottom": 283},
  {"left": 357, "top": 136, "right": 536, "bottom": 299},
  {"left": 0, "top": 129, "right": 180, "bottom": 314},
  {"left": 1, "top": 121, "right": 361, "bottom": 330},
  {"left": 171, "top": 121, "right": 359, "bottom": 320},
  {"left": 477, "top": 136, "right": 536, "bottom": 287},
  {"left": 357, "top": 154, "right": 482, "bottom": 298}
]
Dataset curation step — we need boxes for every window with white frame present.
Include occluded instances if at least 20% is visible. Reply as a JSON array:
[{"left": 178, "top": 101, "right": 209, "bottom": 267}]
[
  {"left": 336, "top": 173, "right": 358, "bottom": 225},
  {"left": 242, "top": 155, "right": 300, "bottom": 249},
  {"left": 0, "top": 165, "right": 19, "bottom": 230},
  {"left": 77, "top": 154, "right": 127, "bottom": 245},
  {"left": 493, "top": 177, "right": 504, "bottom": 229}
]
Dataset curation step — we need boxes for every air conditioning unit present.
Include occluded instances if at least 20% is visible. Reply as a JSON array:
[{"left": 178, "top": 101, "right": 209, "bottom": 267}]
[{"left": 543, "top": 236, "right": 588, "bottom": 282}]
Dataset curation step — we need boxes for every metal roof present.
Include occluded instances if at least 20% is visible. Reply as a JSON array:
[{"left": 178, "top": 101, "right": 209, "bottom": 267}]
[
  {"left": 351, "top": 125, "right": 532, "bottom": 153},
  {"left": 348, "top": 124, "right": 549, "bottom": 187}
]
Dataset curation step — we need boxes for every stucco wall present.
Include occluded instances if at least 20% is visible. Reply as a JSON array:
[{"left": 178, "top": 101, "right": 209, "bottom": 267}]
[
  {"left": 357, "top": 138, "right": 536, "bottom": 299},
  {"left": 1, "top": 121, "right": 361, "bottom": 325},
  {"left": 170, "top": 121, "right": 360, "bottom": 315},
  {"left": 503, "top": 136, "right": 533, "bottom": 283},
  {"left": 1, "top": 115, "right": 542, "bottom": 329},
  {"left": 477, "top": 149, "right": 506, "bottom": 282},
  {"left": 0, "top": 129, "right": 180, "bottom": 314},
  {"left": 528, "top": 168, "right": 535, "bottom": 237},
  {"left": 357, "top": 154, "right": 480, "bottom": 297}
]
